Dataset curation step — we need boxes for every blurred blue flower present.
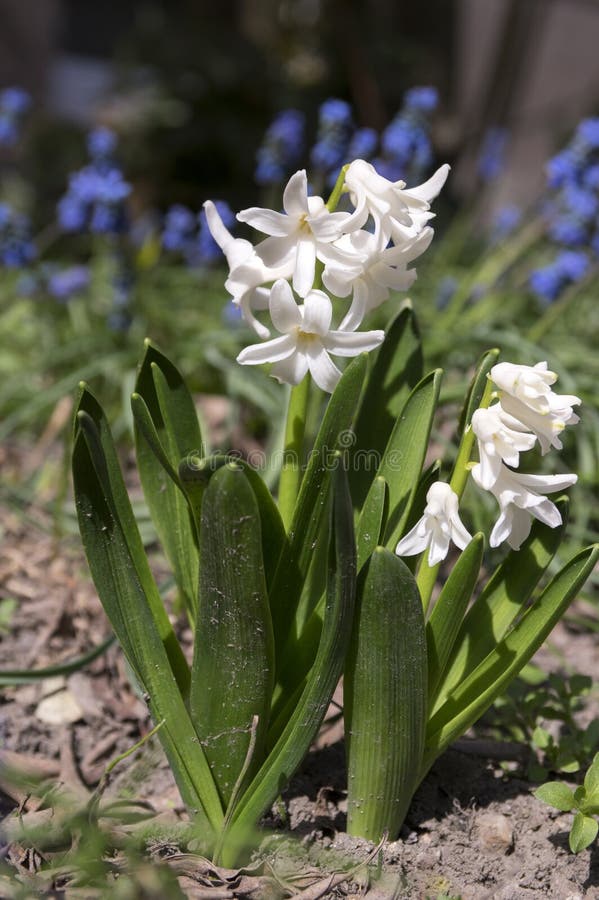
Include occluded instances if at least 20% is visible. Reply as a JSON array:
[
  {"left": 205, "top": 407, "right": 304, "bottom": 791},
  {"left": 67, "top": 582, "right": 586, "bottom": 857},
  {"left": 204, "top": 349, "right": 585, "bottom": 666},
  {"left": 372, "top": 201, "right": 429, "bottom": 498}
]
[
  {"left": 547, "top": 216, "right": 588, "bottom": 247},
  {"left": 0, "top": 202, "right": 35, "bottom": 267},
  {"left": 529, "top": 250, "right": 589, "bottom": 305},
  {"left": 162, "top": 204, "right": 196, "bottom": 253},
  {"left": 546, "top": 150, "right": 579, "bottom": 189},
  {"left": 435, "top": 276, "right": 458, "bottom": 309},
  {"left": 491, "top": 205, "right": 522, "bottom": 240},
  {"left": 255, "top": 109, "right": 305, "bottom": 186},
  {"left": 57, "top": 133, "right": 131, "bottom": 235},
  {"left": 404, "top": 86, "right": 439, "bottom": 114},
  {"left": 347, "top": 127, "right": 378, "bottom": 161},
  {"left": 576, "top": 118, "right": 599, "bottom": 150},
  {"left": 477, "top": 127, "right": 509, "bottom": 182},
  {"left": 47, "top": 265, "right": 90, "bottom": 301},
  {"left": 310, "top": 98, "right": 354, "bottom": 182},
  {"left": 162, "top": 200, "right": 234, "bottom": 267},
  {"left": 0, "top": 86, "right": 31, "bottom": 147}
]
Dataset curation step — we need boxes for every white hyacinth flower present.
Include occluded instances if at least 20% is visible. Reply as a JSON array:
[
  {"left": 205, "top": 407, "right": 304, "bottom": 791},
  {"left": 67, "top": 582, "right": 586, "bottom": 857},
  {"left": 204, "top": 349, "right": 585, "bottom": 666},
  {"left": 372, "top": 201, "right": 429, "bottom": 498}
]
[
  {"left": 490, "top": 361, "right": 581, "bottom": 454},
  {"left": 237, "top": 169, "right": 361, "bottom": 299},
  {"left": 343, "top": 160, "right": 450, "bottom": 243},
  {"left": 236, "top": 278, "right": 384, "bottom": 393},
  {"left": 322, "top": 227, "right": 434, "bottom": 331},
  {"left": 472, "top": 463, "right": 577, "bottom": 550},
  {"left": 471, "top": 404, "right": 537, "bottom": 490},
  {"left": 204, "top": 200, "right": 291, "bottom": 338},
  {"left": 395, "top": 482, "right": 472, "bottom": 567}
]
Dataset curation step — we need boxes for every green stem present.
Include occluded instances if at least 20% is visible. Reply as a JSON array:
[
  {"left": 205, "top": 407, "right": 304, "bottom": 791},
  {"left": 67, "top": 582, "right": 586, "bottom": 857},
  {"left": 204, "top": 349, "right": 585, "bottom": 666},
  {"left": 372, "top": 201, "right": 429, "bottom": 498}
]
[
  {"left": 278, "top": 375, "right": 311, "bottom": 530},
  {"left": 416, "top": 376, "right": 495, "bottom": 612},
  {"left": 326, "top": 164, "right": 349, "bottom": 212}
]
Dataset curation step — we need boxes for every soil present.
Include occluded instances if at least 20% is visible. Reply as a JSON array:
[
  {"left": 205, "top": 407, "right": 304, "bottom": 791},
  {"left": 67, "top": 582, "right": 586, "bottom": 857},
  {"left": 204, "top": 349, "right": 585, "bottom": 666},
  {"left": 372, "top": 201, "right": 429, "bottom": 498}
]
[{"left": 1, "top": 437, "right": 598, "bottom": 899}]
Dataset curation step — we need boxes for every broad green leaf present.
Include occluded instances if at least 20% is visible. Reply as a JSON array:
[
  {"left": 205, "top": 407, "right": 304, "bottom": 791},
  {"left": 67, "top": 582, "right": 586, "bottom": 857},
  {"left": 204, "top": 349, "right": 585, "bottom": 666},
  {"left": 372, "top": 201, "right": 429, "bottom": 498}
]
[
  {"left": 268, "top": 354, "right": 367, "bottom": 658},
  {"left": 72, "top": 427, "right": 223, "bottom": 832},
  {"left": 426, "top": 534, "right": 484, "bottom": 699},
  {"left": 424, "top": 545, "right": 599, "bottom": 769},
  {"left": 345, "top": 549, "right": 427, "bottom": 842},
  {"left": 365, "top": 368, "right": 442, "bottom": 551},
  {"left": 533, "top": 782, "right": 575, "bottom": 812},
  {"left": 457, "top": 348, "right": 500, "bottom": 439},
  {"left": 431, "top": 502, "right": 569, "bottom": 712},
  {"left": 355, "top": 476, "right": 388, "bottom": 570},
  {"left": 190, "top": 464, "right": 274, "bottom": 810},
  {"left": 569, "top": 812, "right": 599, "bottom": 853},
  {"left": 218, "top": 465, "right": 356, "bottom": 866},
  {"left": 73, "top": 387, "right": 189, "bottom": 694},
  {"left": 350, "top": 303, "right": 423, "bottom": 509},
  {"left": 179, "top": 454, "right": 287, "bottom": 591},
  {"left": 584, "top": 754, "right": 599, "bottom": 798},
  {"left": 133, "top": 342, "right": 204, "bottom": 618}
]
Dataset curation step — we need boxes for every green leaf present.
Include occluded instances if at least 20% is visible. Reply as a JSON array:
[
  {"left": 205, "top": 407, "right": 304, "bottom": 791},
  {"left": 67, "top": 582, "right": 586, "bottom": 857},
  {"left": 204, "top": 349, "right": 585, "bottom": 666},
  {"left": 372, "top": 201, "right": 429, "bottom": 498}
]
[
  {"left": 218, "top": 464, "right": 356, "bottom": 866},
  {"left": 569, "top": 812, "right": 599, "bottom": 853},
  {"left": 533, "top": 782, "right": 575, "bottom": 812},
  {"left": 424, "top": 544, "right": 599, "bottom": 769},
  {"left": 426, "top": 534, "right": 484, "bottom": 699},
  {"left": 73, "top": 387, "right": 189, "bottom": 694},
  {"left": 355, "top": 476, "right": 388, "bottom": 570},
  {"left": 72, "top": 425, "right": 223, "bottom": 833},
  {"left": 345, "top": 549, "right": 427, "bottom": 842},
  {"left": 190, "top": 464, "right": 274, "bottom": 810},
  {"left": 179, "top": 454, "right": 287, "bottom": 592},
  {"left": 431, "top": 503, "right": 569, "bottom": 712},
  {"left": 457, "top": 348, "right": 500, "bottom": 439},
  {"left": 268, "top": 354, "right": 367, "bottom": 658},
  {"left": 363, "top": 369, "right": 442, "bottom": 552},
  {"left": 132, "top": 341, "right": 204, "bottom": 618},
  {"left": 350, "top": 304, "right": 423, "bottom": 509},
  {"left": 584, "top": 754, "right": 599, "bottom": 798}
]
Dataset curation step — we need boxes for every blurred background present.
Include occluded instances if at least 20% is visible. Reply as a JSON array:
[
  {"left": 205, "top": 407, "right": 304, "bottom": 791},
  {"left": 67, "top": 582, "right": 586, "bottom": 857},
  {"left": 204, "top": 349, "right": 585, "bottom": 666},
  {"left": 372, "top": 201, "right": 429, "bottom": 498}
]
[{"left": 2, "top": 0, "right": 599, "bottom": 212}]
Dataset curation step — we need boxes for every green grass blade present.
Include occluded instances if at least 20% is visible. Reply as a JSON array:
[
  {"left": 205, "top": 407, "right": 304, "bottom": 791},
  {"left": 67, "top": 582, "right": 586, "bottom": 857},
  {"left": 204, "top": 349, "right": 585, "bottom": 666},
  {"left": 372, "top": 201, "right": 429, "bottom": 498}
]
[
  {"left": 424, "top": 545, "right": 599, "bottom": 768},
  {"left": 344, "top": 548, "right": 427, "bottom": 841},
  {"left": 426, "top": 534, "right": 484, "bottom": 699},
  {"left": 457, "top": 348, "right": 500, "bottom": 439},
  {"left": 219, "top": 465, "right": 356, "bottom": 866},
  {"left": 190, "top": 464, "right": 274, "bottom": 810},
  {"left": 0, "top": 635, "right": 115, "bottom": 686},
  {"left": 350, "top": 303, "right": 423, "bottom": 509},
  {"left": 431, "top": 501, "right": 569, "bottom": 711}
]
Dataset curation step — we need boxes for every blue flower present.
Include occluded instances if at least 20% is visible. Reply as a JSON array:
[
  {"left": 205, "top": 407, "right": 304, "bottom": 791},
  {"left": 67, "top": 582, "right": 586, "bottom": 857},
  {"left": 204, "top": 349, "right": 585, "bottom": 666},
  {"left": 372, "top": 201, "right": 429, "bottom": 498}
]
[
  {"left": 162, "top": 204, "right": 197, "bottom": 253},
  {"left": 47, "top": 265, "right": 90, "bottom": 301},
  {"left": 563, "top": 185, "right": 598, "bottom": 222},
  {"left": 546, "top": 151, "right": 579, "bottom": 189},
  {"left": 477, "top": 127, "right": 508, "bottom": 182},
  {"left": 347, "top": 127, "right": 378, "bottom": 161},
  {"left": 529, "top": 264, "right": 564, "bottom": 304},
  {"left": 404, "top": 86, "right": 439, "bottom": 114},
  {"left": 58, "top": 150, "right": 131, "bottom": 236},
  {"left": 255, "top": 109, "right": 305, "bottom": 186},
  {"left": 0, "top": 204, "right": 35, "bottom": 268},
  {"left": 310, "top": 98, "right": 354, "bottom": 176},
  {"left": 555, "top": 249, "right": 589, "bottom": 281},
  {"left": 0, "top": 87, "right": 31, "bottom": 115},
  {"left": 547, "top": 216, "right": 588, "bottom": 247},
  {"left": 491, "top": 205, "right": 522, "bottom": 239},
  {"left": 87, "top": 127, "right": 118, "bottom": 160},
  {"left": 576, "top": 118, "right": 599, "bottom": 150}
]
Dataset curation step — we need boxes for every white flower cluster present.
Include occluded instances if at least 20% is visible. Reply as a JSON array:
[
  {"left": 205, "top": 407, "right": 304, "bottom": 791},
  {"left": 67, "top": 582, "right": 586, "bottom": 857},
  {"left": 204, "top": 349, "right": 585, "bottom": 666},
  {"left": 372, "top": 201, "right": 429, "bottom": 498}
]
[
  {"left": 204, "top": 160, "right": 450, "bottom": 392},
  {"left": 396, "top": 361, "right": 580, "bottom": 565},
  {"left": 471, "top": 362, "right": 580, "bottom": 550}
]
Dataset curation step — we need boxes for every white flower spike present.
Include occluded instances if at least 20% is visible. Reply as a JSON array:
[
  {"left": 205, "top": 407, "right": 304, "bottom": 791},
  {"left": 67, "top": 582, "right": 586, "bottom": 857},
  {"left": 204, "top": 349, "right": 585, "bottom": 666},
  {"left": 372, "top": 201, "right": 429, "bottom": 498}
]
[
  {"left": 395, "top": 482, "right": 472, "bottom": 567},
  {"left": 237, "top": 169, "right": 360, "bottom": 299},
  {"left": 490, "top": 361, "right": 581, "bottom": 454},
  {"left": 472, "top": 463, "right": 577, "bottom": 550},
  {"left": 236, "top": 279, "right": 384, "bottom": 393},
  {"left": 471, "top": 404, "right": 537, "bottom": 490},
  {"left": 343, "top": 160, "right": 450, "bottom": 242}
]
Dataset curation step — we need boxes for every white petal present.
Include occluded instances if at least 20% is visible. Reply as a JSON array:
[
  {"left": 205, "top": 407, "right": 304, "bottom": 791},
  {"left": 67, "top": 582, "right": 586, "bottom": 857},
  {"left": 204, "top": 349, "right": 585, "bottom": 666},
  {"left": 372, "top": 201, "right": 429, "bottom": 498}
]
[
  {"left": 324, "top": 329, "right": 385, "bottom": 357},
  {"left": 238, "top": 292, "right": 271, "bottom": 338},
  {"left": 204, "top": 200, "right": 252, "bottom": 269},
  {"left": 529, "top": 498, "right": 563, "bottom": 529},
  {"left": 292, "top": 237, "right": 317, "bottom": 298},
  {"left": 403, "top": 164, "right": 450, "bottom": 203},
  {"left": 255, "top": 235, "right": 296, "bottom": 270},
  {"left": 269, "top": 278, "right": 301, "bottom": 333},
  {"left": 302, "top": 290, "right": 332, "bottom": 336},
  {"left": 449, "top": 517, "right": 473, "bottom": 551},
  {"left": 310, "top": 210, "right": 352, "bottom": 242},
  {"left": 306, "top": 345, "right": 342, "bottom": 393},
  {"left": 428, "top": 528, "right": 451, "bottom": 566},
  {"left": 237, "top": 334, "right": 296, "bottom": 365},
  {"left": 283, "top": 170, "right": 309, "bottom": 217},
  {"left": 505, "top": 507, "right": 533, "bottom": 550},
  {"left": 338, "top": 279, "right": 369, "bottom": 332},
  {"left": 477, "top": 446, "right": 501, "bottom": 490},
  {"left": 490, "top": 508, "right": 513, "bottom": 548},
  {"left": 270, "top": 351, "right": 310, "bottom": 386},
  {"left": 237, "top": 207, "right": 293, "bottom": 237},
  {"left": 395, "top": 521, "right": 430, "bottom": 558},
  {"left": 514, "top": 472, "right": 577, "bottom": 493}
]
